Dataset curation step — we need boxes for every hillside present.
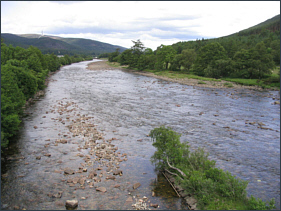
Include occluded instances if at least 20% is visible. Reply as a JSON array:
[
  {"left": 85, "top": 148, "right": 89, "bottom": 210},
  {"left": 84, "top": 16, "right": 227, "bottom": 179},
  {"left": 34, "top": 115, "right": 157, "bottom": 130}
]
[
  {"left": 230, "top": 14, "right": 280, "bottom": 37},
  {"left": 1, "top": 33, "right": 127, "bottom": 56}
]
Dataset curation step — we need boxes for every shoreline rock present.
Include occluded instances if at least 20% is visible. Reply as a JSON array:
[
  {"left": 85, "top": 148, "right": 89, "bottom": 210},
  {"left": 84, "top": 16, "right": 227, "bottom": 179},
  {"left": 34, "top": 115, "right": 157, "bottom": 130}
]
[{"left": 163, "top": 170, "right": 198, "bottom": 210}]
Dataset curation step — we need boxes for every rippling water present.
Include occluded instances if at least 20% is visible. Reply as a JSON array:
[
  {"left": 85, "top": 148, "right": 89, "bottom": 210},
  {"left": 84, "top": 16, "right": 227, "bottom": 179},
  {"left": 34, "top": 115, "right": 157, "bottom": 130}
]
[{"left": 1, "top": 60, "right": 280, "bottom": 209}]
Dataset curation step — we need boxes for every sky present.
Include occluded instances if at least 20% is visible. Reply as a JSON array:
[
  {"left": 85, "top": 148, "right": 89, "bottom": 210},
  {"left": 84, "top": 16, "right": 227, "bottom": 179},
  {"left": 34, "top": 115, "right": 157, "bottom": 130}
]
[{"left": 1, "top": 1, "right": 280, "bottom": 50}]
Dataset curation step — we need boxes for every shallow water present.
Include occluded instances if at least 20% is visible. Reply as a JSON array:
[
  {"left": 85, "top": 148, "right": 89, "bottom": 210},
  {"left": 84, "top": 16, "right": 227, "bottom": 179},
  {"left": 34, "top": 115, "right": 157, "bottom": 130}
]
[{"left": 1, "top": 60, "right": 280, "bottom": 209}]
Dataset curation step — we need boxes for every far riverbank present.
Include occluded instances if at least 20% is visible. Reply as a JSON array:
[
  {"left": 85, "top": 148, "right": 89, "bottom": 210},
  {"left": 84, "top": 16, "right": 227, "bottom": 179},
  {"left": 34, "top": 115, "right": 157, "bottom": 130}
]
[{"left": 87, "top": 60, "right": 280, "bottom": 92}]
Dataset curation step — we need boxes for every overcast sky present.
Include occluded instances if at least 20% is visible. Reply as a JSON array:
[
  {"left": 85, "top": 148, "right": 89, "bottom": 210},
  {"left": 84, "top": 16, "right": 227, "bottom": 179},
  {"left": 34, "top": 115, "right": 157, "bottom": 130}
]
[{"left": 1, "top": 1, "right": 280, "bottom": 50}]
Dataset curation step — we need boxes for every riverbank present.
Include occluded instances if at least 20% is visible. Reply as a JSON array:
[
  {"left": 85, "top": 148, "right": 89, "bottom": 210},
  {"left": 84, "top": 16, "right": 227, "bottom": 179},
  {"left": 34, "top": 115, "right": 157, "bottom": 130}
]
[{"left": 87, "top": 60, "right": 279, "bottom": 91}]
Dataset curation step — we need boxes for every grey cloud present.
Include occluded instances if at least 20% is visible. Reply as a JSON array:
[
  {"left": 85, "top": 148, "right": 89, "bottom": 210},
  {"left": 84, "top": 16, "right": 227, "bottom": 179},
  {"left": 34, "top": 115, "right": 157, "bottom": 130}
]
[{"left": 47, "top": 14, "right": 204, "bottom": 41}]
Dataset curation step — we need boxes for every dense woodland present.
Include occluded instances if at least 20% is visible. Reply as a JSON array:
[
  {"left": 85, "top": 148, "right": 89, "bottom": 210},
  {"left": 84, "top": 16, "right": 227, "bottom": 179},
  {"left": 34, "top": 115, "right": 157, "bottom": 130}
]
[
  {"left": 1, "top": 39, "right": 93, "bottom": 148},
  {"left": 101, "top": 15, "right": 280, "bottom": 83}
]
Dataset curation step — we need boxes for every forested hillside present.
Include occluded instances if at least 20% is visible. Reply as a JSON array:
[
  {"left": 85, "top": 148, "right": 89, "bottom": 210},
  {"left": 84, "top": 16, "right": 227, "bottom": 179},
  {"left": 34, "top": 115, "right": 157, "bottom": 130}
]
[
  {"left": 1, "top": 39, "right": 93, "bottom": 149},
  {"left": 104, "top": 15, "right": 280, "bottom": 87},
  {"left": 1, "top": 33, "right": 127, "bottom": 56}
]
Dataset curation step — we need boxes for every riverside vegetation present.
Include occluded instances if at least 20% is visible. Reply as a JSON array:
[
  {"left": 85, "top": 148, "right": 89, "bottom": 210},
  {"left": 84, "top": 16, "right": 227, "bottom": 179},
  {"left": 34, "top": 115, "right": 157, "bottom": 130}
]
[
  {"left": 100, "top": 15, "right": 280, "bottom": 90},
  {"left": 1, "top": 39, "right": 93, "bottom": 149},
  {"left": 149, "top": 126, "right": 276, "bottom": 210}
]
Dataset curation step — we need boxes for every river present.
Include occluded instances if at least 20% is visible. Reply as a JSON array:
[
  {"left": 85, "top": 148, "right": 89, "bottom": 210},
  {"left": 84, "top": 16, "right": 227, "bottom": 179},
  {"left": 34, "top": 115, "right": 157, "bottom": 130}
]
[{"left": 1, "top": 59, "right": 280, "bottom": 210}]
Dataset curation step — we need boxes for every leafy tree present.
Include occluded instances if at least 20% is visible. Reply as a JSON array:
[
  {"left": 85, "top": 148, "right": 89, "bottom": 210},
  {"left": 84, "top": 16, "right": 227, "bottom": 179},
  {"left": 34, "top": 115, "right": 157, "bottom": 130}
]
[
  {"left": 118, "top": 49, "right": 133, "bottom": 65},
  {"left": 144, "top": 48, "right": 154, "bottom": 55},
  {"left": 233, "top": 42, "right": 275, "bottom": 79},
  {"left": 4, "top": 61, "right": 38, "bottom": 99},
  {"left": 181, "top": 49, "right": 197, "bottom": 72},
  {"left": 45, "top": 53, "right": 60, "bottom": 72},
  {"left": 270, "top": 40, "right": 280, "bottom": 64},
  {"left": 247, "top": 41, "right": 275, "bottom": 78},
  {"left": 233, "top": 49, "right": 252, "bottom": 78},
  {"left": 1, "top": 66, "right": 25, "bottom": 147},
  {"left": 204, "top": 59, "right": 234, "bottom": 78},
  {"left": 193, "top": 42, "right": 228, "bottom": 76},
  {"left": 155, "top": 45, "right": 176, "bottom": 70},
  {"left": 170, "top": 54, "right": 183, "bottom": 71},
  {"left": 149, "top": 126, "right": 189, "bottom": 170},
  {"left": 108, "top": 48, "right": 120, "bottom": 62}
]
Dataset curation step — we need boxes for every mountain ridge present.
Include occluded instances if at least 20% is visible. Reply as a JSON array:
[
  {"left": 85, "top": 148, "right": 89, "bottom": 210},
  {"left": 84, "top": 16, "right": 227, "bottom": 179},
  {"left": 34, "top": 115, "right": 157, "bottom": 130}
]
[{"left": 1, "top": 33, "right": 127, "bottom": 56}]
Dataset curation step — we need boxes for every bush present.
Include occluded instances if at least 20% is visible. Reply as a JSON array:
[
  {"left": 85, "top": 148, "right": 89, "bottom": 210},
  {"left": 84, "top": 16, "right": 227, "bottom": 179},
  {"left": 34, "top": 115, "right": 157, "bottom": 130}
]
[
  {"left": 247, "top": 196, "right": 276, "bottom": 210},
  {"left": 149, "top": 126, "right": 189, "bottom": 170},
  {"left": 149, "top": 126, "right": 276, "bottom": 210}
]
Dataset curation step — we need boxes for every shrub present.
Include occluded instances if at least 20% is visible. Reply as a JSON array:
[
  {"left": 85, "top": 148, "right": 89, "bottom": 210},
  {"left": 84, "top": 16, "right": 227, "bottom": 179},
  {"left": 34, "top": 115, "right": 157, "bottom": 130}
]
[{"left": 149, "top": 126, "right": 276, "bottom": 210}]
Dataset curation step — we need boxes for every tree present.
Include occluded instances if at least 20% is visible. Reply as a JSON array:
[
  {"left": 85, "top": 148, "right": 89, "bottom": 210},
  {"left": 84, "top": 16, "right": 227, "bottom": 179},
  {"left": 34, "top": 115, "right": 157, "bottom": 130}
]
[
  {"left": 4, "top": 61, "right": 38, "bottom": 99},
  {"left": 130, "top": 40, "right": 145, "bottom": 67},
  {"left": 108, "top": 48, "right": 120, "bottom": 62},
  {"left": 1, "top": 65, "right": 25, "bottom": 147},
  {"left": 170, "top": 54, "right": 183, "bottom": 71},
  {"left": 149, "top": 126, "right": 189, "bottom": 170},
  {"left": 233, "top": 42, "right": 275, "bottom": 79},
  {"left": 248, "top": 41, "right": 275, "bottom": 78},
  {"left": 118, "top": 49, "right": 133, "bottom": 65},
  {"left": 155, "top": 45, "right": 176, "bottom": 70},
  {"left": 193, "top": 42, "right": 228, "bottom": 76},
  {"left": 181, "top": 49, "right": 197, "bottom": 72}
]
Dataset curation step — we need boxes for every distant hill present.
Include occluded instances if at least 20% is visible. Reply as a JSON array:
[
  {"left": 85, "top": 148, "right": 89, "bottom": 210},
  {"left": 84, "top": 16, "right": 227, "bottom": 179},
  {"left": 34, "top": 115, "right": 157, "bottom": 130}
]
[
  {"left": 227, "top": 14, "right": 280, "bottom": 37},
  {"left": 1, "top": 33, "right": 127, "bottom": 56}
]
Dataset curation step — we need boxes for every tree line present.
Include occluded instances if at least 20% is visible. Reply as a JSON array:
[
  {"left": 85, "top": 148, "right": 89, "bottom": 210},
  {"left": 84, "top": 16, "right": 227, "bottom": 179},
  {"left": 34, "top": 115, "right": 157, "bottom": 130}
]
[
  {"left": 100, "top": 28, "right": 279, "bottom": 80},
  {"left": 1, "top": 39, "right": 93, "bottom": 148}
]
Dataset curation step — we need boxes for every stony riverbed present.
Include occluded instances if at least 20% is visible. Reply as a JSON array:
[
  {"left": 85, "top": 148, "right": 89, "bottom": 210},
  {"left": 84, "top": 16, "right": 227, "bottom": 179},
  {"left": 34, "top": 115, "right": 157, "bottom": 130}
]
[{"left": 1, "top": 59, "right": 280, "bottom": 210}]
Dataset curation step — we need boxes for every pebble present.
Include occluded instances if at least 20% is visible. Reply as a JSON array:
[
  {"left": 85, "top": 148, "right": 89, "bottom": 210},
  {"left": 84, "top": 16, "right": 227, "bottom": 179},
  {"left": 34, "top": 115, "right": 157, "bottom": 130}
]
[{"left": 65, "top": 200, "right": 78, "bottom": 209}]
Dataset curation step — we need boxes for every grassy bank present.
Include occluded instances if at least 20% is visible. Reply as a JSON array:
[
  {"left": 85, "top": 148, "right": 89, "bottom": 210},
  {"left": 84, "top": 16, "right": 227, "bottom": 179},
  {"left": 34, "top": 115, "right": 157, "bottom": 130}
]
[{"left": 107, "top": 61, "right": 280, "bottom": 90}]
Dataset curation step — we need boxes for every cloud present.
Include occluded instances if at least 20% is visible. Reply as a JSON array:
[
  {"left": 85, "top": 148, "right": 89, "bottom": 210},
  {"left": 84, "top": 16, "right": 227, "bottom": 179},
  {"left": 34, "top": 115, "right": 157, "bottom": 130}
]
[{"left": 1, "top": 1, "right": 280, "bottom": 50}]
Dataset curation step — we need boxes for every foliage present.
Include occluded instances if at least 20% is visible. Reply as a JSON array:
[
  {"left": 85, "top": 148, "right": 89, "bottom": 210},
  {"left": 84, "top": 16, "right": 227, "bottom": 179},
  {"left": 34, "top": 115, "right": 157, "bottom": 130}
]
[
  {"left": 149, "top": 126, "right": 276, "bottom": 210},
  {"left": 1, "top": 42, "right": 91, "bottom": 149},
  {"left": 149, "top": 126, "right": 189, "bottom": 170},
  {"left": 192, "top": 42, "right": 228, "bottom": 76},
  {"left": 110, "top": 15, "right": 278, "bottom": 86},
  {"left": 247, "top": 196, "right": 276, "bottom": 210},
  {"left": 155, "top": 45, "right": 177, "bottom": 70}
]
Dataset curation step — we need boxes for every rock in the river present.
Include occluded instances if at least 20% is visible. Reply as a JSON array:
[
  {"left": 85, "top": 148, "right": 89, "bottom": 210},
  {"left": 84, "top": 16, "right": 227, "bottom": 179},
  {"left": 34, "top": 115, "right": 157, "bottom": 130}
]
[
  {"left": 53, "top": 191, "right": 63, "bottom": 198},
  {"left": 133, "top": 182, "right": 141, "bottom": 189},
  {"left": 113, "top": 170, "right": 122, "bottom": 175},
  {"left": 64, "top": 169, "right": 75, "bottom": 175},
  {"left": 36, "top": 156, "right": 41, "bottom": 160},
  {"left": 114, "top": 184, "right": 120, "bottom": 188},
  {"left": 65, "top": 200, "right": 78, "bottom": 209},
  {"left": 106, "top": 175, "right": 116, "bottom": 180},
  {"left": 150, "top": 203, "right": 159, "bottom": 208},
  {"left": 185, "top": 196, "right": 197, "bottom": 208},
  {"left": 60, "top": 139, "right": 68, "bottom": 144},
  {"left": 88, "top": 170, "right": 97, "bottom": 179},
  {"left": 126, "top": 196, "right": 133, "bottom": 202},
  {"left": 96, "top": 187, "right": 106, "bottom": 193}
]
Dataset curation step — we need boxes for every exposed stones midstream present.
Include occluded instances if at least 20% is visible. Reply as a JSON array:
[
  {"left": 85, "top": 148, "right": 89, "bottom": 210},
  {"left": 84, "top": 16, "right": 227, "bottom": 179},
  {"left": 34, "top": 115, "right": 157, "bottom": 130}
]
[{"left": 48, "top": 99, "right": 157, "bottom": 210}]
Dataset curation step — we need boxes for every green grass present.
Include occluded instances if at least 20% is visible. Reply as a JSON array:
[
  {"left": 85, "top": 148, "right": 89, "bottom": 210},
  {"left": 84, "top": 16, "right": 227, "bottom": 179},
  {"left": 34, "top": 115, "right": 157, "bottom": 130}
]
[
  {"left": 198, "top": 80, "right": 207, "bottom": 84},
  {"left": 223, "top": 82, "right": 234, "bottom": 88},
  {"left": 108, "top": 62, "right": 279, "bottom": 90},
  {"left": 143, "top": 69, "right": 221, "bottom": 81},
  {"left": 204, "top": 197, "right": 248, "bottom": 210}
]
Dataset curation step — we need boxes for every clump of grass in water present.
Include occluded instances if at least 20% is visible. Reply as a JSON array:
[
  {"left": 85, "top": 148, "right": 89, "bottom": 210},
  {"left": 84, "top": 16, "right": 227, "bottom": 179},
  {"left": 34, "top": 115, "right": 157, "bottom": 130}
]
[{"left": 149, "top": 126, "right": 276, "bottom": 210}]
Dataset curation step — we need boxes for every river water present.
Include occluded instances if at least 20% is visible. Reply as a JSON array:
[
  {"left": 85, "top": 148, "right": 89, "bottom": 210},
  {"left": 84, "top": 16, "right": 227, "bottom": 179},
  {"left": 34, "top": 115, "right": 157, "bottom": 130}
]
[{"left": 1, "top": 59, "right": 280, "bottom": 210}]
